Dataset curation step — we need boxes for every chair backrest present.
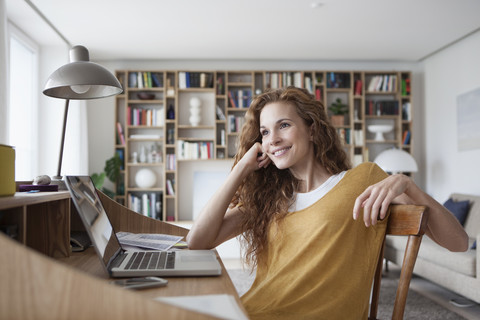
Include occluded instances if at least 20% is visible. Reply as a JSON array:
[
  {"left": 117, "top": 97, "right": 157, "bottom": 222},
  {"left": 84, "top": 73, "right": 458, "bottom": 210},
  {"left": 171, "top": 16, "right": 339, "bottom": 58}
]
[{"left": 369, "top": 204, "right": 429, "bottom": 320}]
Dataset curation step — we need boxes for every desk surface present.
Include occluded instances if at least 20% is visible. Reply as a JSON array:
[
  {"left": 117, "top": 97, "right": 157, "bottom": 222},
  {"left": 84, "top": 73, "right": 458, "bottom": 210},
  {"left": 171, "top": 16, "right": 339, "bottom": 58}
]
[
  {"left": 58, "top": 247, "right": 243, "bottom": 301},
  {"left": 0, "top": 190, "right": 248, "bottom": 319}
]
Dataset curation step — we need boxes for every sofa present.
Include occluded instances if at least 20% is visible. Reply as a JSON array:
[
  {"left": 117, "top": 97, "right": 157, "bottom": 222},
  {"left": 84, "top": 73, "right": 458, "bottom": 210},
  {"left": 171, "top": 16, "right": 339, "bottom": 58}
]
[{"left": 385, "top": 193, "right": 480, "bottom": 303}]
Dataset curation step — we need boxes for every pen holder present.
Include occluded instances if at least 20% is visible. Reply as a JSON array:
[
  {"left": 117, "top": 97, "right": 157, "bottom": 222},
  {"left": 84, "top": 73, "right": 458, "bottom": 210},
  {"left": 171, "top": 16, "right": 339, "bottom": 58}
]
[{"left": 0, "top": 145, "right": 15, "bottom": 196}]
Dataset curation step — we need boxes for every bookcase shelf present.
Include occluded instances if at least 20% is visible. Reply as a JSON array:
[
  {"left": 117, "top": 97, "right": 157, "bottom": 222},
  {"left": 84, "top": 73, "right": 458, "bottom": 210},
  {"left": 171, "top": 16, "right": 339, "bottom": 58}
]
[{"left": 114, "top": 69, "right": 413, "bottom": 222}]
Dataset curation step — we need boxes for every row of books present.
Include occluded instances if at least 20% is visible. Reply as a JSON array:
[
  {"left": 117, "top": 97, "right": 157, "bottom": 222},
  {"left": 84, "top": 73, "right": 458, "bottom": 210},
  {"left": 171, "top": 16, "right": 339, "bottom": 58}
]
[
  {"left": 178, "top": 72, "right": 214, "bottom": 89},
  {"left": 401, "top": 78, "right": 411, "bottom": 96},
  {"left": 228, "top": 115, "right": 245, "bottom": 133},
  {"left": 367, "top": 75, "right": 397, "bottom": 92},
  {"left": 266, "top": 72, "right": 303, "bottom": 89},
  {"left": 402, "top": 102, "right": 412, "bottom": 121},
  {"left": 177, "top": 140, "right": 214, "bottom": 160},
  {"left": 365, "top": 100, "right": 399, "bottom": 116},
  {"left": 327, "top": 72, "right": 351, "bottom": 89},
  {"left": 166, "top": 179, "right": 175, "bottom": 196},
  {"left": 402, "top": 130, "right": 411, "bottom": 145},
  {"left": 128, "top": 72, "right": 163, "bottom": 88},
  {"left": 127, "top": 106, "right": 165, "bottom": 126},
  {"left": 337, "top": 129, "right": 365, "bottom": 146},
  {"left": 337, "top": 128, "right": 351, "bottom": 145},
  {"left": 128, "top": 192, "right": 162, "bottom": 220},
  {"left": 166, "top": 154, "right": 176, "bottom": 171},
  {"left": 228, "top": 89, "right": 252, "bottom": 108},
  {"left": 265, "top": 72, "right": 315, "bottom": 94},
  {"left": 115, "top": 148, "right": 125, "bottom": 170},
  {"left": 116, "top": 122, "right": 126, "bottom": 145}
]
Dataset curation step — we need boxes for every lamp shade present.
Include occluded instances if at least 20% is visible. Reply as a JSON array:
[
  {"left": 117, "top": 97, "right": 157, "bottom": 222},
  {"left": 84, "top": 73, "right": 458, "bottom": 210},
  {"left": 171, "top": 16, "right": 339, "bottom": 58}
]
[
  {"left": 43, "top": 45, "right": 122, "bottom": 99},
  {"left": 374, "top": 148, "right": 418, "bottom": 173}
]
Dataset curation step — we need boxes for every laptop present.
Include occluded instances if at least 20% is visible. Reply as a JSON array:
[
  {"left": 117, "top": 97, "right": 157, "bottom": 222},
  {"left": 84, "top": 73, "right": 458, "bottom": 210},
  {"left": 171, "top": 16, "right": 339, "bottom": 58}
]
[{"left": 65, "top": 175, "right": 222, "bottom": 277}]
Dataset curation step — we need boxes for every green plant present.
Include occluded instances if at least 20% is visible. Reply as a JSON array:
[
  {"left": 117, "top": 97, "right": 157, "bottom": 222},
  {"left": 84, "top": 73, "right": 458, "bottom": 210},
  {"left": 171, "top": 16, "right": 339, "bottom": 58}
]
[
  {"left": 329, "top": 98, "right": 348, "bottom": 115},
  {"left": 91, "top": 153, "right": 123, "bottom": 199}
]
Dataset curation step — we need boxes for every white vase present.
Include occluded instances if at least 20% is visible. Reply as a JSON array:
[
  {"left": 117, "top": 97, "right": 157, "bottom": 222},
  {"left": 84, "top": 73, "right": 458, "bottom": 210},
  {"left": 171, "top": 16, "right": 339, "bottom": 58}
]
[{"left": 189, "top": 97, "right": 201, "bottom": 126}]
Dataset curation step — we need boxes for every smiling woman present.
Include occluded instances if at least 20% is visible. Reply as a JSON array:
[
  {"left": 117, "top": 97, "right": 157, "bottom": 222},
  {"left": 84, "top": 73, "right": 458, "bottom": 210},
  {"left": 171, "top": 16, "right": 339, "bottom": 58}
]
[{"left": 187, "top": 86, "right": 468, "bottom": 320}]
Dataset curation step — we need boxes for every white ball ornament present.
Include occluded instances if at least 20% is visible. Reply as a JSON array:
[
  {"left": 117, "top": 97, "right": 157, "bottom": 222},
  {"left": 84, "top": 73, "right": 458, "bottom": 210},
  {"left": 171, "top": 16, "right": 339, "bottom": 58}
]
[{"left": 135, "top": 168, "right": 157, "bottom": 188}]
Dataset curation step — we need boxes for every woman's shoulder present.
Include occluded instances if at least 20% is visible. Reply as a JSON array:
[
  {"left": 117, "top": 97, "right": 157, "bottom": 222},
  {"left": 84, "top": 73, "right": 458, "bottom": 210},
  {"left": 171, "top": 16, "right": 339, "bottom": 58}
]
[{"left": 346, "top": 162, "right": 387, "bottom": 180}]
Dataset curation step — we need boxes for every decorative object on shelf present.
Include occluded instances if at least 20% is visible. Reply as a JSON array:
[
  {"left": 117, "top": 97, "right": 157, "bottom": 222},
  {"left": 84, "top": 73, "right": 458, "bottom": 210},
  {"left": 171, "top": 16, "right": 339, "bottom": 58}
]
[
  {"left": 329, "top": 98, "right": 348, "bottom": 126},
  {"left": 148, "top": 144, "right": 162, "bottom": 163},
  {"left": 137, "top": 92, "right": 155, "bottom": 100},
  {"left": 135, "top": 168, "right": 157, "bottom": 188},
  {"left": 43, "top": 45, "right": 123, "bottom": 182},
  {"left": 131, "top": 151, "right": 138, "bottom": 164},
  {"left": 368, "top": 124, "right": 393, "bottom": 141},
  {"left": 374, "top": 148, "right": 418, "bottom": 174},
  {"left": 167, "top": 103, "right": 175, "bottom": 119},
  {"left": 139, "top": 146, "right": 147, "bottom": 163},
  {"left": 33, "top": 175, "right": 51, "bottom": 185},
  {"left": 189, "top": 97, "right": 202, "bottom": 126}
]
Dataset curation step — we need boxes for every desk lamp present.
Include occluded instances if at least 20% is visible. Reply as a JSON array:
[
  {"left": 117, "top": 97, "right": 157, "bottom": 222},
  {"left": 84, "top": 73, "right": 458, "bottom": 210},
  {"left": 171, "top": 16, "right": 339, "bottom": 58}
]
[
  {"left": 374, "top": 148, "right": 418, "bottom": 174},
  {"left": 43, "top": 45, "right": 122, "bottom": 181}
]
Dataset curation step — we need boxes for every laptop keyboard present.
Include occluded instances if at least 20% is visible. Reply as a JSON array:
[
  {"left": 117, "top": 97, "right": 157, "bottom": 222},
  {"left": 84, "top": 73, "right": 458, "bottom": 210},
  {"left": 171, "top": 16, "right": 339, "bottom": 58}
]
[{"left": 125, "top": 251, "right": 175, "bottom": 270}]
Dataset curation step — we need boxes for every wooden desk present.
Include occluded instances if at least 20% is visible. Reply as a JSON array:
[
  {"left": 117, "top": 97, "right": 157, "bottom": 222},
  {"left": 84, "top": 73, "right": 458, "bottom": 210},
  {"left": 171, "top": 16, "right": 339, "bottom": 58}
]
[{"left": 0, "top": 191, "right": 247, "bottom": 319}]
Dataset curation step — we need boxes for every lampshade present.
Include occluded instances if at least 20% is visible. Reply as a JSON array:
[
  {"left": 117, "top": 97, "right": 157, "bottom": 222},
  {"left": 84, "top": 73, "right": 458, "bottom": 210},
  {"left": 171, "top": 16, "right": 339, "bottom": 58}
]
[
  {"left": 43, "top": 45, "right": 123, "bottom": 99},
  {"left": 374, "top": 148, "right": 418, "bottom": 173}
]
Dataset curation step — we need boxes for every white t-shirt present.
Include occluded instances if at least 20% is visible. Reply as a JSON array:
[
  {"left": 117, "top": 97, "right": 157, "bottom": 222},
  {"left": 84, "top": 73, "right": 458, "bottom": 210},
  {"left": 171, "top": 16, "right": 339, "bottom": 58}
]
[{"left": 289, "top": 171, "right": 347, "bottom": 212}]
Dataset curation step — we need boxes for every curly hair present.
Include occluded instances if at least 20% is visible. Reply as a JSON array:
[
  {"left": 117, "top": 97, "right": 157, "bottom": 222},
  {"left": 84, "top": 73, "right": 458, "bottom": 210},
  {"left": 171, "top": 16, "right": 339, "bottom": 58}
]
[{"left": 231, "top": 86, "right": 351, "bottom": 268}]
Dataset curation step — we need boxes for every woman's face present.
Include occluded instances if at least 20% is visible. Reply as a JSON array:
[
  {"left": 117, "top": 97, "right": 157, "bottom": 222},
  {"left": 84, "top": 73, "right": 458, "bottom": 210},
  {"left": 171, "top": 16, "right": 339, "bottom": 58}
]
[{"left": 259, "top": 102, "right": 314, "bottom": 171}]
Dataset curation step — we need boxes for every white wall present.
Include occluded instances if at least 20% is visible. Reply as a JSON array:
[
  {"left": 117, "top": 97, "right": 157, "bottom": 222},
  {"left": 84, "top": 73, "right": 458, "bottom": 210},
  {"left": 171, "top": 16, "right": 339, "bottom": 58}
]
[{"left": 423, "top": 30, "right": 480, "bottom": 201}]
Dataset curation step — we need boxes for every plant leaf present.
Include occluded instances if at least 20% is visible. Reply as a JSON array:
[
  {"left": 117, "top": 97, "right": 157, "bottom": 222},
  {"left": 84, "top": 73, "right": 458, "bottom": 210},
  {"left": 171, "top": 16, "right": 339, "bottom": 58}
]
[
  {"left": 91, "top": 172, "right": 106, "bottom": 189},
  {"left": 104, "top": 153, "right": 122, "bottom": 183}
]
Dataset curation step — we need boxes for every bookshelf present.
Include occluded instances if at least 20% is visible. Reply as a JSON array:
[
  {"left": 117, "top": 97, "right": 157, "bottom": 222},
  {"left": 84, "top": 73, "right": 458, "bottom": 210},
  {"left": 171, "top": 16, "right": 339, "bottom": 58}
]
[{"left": 114, "top": 70, "right": 413, "bottom": 221}]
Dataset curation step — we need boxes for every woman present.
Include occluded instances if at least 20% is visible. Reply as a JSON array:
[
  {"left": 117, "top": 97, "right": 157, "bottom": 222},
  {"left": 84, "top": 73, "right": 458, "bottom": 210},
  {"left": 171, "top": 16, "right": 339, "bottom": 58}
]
[{"left": 187, "top": 87, "right": 468, "bottom": 319}]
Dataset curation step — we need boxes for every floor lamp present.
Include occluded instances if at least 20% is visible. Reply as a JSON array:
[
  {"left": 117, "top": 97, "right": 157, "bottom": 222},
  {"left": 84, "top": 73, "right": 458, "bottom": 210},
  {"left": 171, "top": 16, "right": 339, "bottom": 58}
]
[
  {"left": 374, "top": 148, "right": 418, "bottom": 174},
  {"left": 43, "top": 45, "right": 123, "bottom": 182}
]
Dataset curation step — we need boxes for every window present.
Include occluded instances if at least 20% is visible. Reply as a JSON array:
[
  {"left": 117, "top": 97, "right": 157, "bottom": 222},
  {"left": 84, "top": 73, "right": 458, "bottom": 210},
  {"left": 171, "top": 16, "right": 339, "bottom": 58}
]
[{"left": 8, "top": 24, "right": 38, "bottom": 180}]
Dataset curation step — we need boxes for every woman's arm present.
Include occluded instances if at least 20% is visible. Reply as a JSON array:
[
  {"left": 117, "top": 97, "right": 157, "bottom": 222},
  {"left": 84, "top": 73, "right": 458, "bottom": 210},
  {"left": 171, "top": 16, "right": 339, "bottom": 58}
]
[
  {"left": 186, "top": 143, "right": 270, "bottom": 249},
  {"left": 353, "top": 174, "right": 469, "bottom": 252}
]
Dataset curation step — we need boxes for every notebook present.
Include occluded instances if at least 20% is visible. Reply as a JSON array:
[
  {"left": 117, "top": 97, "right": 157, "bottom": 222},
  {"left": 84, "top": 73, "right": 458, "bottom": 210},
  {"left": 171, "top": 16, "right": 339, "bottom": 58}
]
[{"left": 65, "top": 176, "right": 222, "bottom": 277}]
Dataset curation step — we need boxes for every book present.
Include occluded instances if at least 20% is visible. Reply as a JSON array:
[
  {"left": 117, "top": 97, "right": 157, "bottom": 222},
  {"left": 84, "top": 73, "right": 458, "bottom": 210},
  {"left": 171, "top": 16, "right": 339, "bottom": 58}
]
[
  {"left": 354, "top": 79, "right": 362, "bottom": 95},
  {"left": 228, "top": 90, "right": 237, "bottom": 108},
  {"left": 166, "top": 179, "right": 175, "bottom": 195},
  {"left": 151, "top": 72, "right": 163, "bottom": 87},
  {"left": 315, "top": 88, "right": 322, "bottom": 101},
  {"left": 116, "top": 122, "right": 125, "bottom": 145},
  {"left": 128, "top": 72, "right": 137, "bottom": 88},
  {"left": 402, "top": 130, "right": 411, "bottom": 145},
  {"left": 216, "top": 105, "right": 226, "bottom": 120}
]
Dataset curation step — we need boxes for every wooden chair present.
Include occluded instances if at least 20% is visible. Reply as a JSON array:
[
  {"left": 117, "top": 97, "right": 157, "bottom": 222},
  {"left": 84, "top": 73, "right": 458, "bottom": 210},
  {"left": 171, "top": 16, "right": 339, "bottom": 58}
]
[{"left": 369, "top": 204, "right": 429, "bottom": 320}]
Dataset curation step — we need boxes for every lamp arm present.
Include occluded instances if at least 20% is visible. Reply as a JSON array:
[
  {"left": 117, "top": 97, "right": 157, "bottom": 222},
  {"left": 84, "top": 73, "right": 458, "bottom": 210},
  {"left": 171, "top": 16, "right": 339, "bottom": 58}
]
[{"left": 54, "top": 99, "right": 70, "bottom": 179}]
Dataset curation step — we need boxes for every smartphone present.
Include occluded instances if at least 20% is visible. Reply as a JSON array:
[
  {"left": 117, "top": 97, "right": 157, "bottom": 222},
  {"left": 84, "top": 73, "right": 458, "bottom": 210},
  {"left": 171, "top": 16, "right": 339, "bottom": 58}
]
[{"left": 110, "top": 276, "right": 168, "bottom": 290}]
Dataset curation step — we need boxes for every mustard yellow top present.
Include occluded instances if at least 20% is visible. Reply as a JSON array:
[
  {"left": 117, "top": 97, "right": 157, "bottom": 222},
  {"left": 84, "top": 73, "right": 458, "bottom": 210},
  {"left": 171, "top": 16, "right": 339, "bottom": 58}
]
[{"left": 241, "top": 162, "right": 389, "bottom": 320}]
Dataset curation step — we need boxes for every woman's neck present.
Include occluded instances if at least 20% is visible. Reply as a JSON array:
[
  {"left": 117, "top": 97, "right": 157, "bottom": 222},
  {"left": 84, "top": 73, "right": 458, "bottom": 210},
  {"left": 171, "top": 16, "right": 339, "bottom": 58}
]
[{"left": 291, "top": 162, "right": 331, "bottom": 193}]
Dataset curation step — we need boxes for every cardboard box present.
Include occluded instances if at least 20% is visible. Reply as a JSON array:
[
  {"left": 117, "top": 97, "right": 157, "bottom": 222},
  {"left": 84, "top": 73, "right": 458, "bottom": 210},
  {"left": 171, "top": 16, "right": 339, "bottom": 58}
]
[{"left": 0, "top": 144, "right": 15, "bottom": 196}]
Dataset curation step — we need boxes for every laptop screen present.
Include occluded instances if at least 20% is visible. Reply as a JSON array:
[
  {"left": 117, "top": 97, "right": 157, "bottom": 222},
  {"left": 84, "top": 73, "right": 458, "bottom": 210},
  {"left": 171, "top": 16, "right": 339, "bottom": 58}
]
[{"left": 66, "top": 176, "right": 122, "bottom": 268}]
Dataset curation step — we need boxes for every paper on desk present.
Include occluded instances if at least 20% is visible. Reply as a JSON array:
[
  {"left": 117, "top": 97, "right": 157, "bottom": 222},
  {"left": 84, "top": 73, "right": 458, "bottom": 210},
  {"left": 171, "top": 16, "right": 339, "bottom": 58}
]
[
  {"left": 116, "top": 232, "right": 183, "bottom": 251},
  {"left": 155, "top": 294, "right": 248, "bottom": 320}
]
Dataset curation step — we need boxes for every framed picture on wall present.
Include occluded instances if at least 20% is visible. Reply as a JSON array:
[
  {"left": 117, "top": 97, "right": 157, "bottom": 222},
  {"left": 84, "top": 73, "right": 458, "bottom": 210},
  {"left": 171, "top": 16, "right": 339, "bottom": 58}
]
[{"left": 457, "top": 87, "right": 480, "bottom": 151}]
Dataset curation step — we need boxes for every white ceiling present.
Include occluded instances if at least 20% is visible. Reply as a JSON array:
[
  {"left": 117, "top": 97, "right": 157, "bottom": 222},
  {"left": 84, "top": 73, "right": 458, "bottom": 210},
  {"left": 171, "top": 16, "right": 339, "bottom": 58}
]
[{"left": 6, "top": 0, "right": 480, "bottom": 62}]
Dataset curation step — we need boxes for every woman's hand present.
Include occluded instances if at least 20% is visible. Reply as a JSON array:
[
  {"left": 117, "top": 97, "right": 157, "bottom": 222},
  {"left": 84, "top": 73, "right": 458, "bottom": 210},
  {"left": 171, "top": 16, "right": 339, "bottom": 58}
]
[
  {"left": 353, "top": 174, "right": 412, "bottom": 227},
  {"left": 239, "top": 142, "right": 271, "bottom": 172}
]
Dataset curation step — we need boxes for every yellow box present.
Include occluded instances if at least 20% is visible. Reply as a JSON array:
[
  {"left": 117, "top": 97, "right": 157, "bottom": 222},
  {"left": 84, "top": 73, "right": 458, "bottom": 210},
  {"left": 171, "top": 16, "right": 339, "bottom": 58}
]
[{"left": 0, "top": 144, "right": 15, "bottom": 196}]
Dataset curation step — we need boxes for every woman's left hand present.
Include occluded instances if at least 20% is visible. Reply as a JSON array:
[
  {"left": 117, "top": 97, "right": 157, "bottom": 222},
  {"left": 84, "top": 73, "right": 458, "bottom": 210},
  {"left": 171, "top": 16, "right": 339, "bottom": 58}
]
[{"left": 353, "top": 174, "right": 412, "bottom": 227}]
